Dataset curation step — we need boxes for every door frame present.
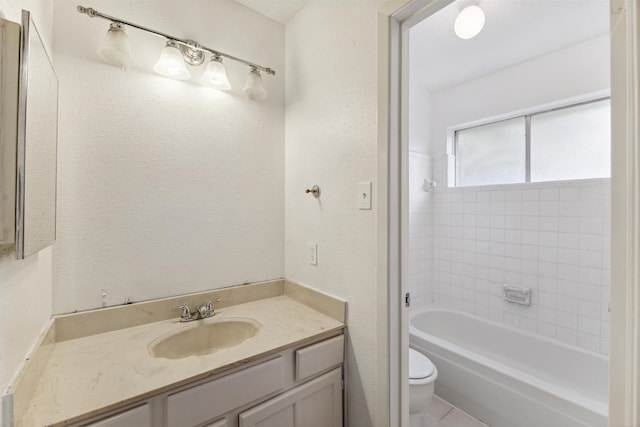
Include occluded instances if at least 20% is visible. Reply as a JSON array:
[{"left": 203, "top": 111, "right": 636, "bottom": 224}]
[
  {"left": 377, "top": 1, "right": 453, "bottom": 426},
  {"left": 609, "top": 1, "right": 640, "bottom": 425},
  {"left": 379, "top": 0, "right": 640, "bottom": 426}
]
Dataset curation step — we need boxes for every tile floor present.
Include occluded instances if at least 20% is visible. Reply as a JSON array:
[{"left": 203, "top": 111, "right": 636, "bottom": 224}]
[{"left": 410, "top": 396, "right": 489, "bottom": 427}]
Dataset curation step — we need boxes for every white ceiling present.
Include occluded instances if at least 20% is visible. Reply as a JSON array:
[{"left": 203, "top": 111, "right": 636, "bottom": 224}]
[
  {"left": 410, "top": 0, "right": 610, "bottom": 92},
  {"left": 233, "top": 0, "right": 309, "bottom": 24}
]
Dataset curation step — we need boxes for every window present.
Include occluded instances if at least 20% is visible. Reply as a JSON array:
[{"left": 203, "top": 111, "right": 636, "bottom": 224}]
[{"left": 454, "top": 98, "right": 610, "bottom": 187}]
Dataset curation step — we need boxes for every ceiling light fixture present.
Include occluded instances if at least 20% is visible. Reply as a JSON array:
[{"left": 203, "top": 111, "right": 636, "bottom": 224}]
[
  {"left": 77, "top": 5, "right": 275, "bottom": 99},
  {"left": 454, "top": 4, "right": 485, "bottom": 40}
]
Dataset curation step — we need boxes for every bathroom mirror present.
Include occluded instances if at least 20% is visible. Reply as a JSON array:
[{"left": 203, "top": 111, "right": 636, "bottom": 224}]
[
  {"left": 16, "top": 10, "right": 58, "bottom": 259},
  {"left": 0, "top": 17, "right": 20, "bottom": 247}
]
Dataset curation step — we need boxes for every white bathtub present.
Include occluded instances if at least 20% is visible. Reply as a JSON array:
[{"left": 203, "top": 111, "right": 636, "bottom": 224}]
[{"left": 409, "top": 308, "right": 608, "bottom": 427}]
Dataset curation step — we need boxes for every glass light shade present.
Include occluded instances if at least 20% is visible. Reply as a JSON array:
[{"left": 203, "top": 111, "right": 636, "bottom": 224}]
[
  {"left": 200, "top": 57, "right": 231, "bottom": 90},
  {"left": 243, "top": 69, "right": 267, "bottom": 100},
  {"left": 153, "top": 42, "right": 191, "bottom": 80},
  {"left": 97, "top": 24, "right": 136, "bottom": 70},
  {"left": 454, "top": 5, "right": 485, "bottom": 40}
]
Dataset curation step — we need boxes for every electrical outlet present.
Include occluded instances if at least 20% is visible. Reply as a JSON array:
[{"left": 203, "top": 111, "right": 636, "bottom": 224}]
[{"left": 308, "top": 242, "right": 318, "bottom": 266}]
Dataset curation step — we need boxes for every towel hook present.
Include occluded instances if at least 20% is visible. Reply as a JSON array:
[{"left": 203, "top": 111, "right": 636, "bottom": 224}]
[{"left": 305, "top": 185, "right": 320, "bottom": 198}]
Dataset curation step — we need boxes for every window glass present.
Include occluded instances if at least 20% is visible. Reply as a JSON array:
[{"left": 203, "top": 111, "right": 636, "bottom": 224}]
[
  {"left": 455, "top": 117, "right": 526, "bottom": 187},
  {"left": 530, "top": 99, "right": 610, "bottom": 182}
]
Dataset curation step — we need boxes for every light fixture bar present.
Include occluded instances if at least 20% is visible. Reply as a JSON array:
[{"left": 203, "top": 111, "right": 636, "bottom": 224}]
[{"left": 77, "top": 5, "right": 276, "bottom": 76}]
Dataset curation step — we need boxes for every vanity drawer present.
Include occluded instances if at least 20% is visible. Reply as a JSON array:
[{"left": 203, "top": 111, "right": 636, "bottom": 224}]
[
  {"left": 85, "top": 403, "right": 152, "bottom": 427},
  {"left": 203, "top": 419, "right": 227, "bottom": 427},
  {"left": 166, "top": 357, "right": 284, "bottom": 427},
  {"left": 295, "top": 335, "right": 344, "bottom": 382}
]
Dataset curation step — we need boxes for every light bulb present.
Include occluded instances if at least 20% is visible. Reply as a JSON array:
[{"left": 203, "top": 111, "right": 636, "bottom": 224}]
[
  {"left": 97, "top": 23, "right": 136, "bottom": 71},
  {"left": 243, "top": 68, "right": 267, "bottom": 100},
  {"left": 454, "top": 5, "right": 485, "bottom": 40},
  {"left": 153, "top": 41, "right": 191, "bottom": 80},
  {"left": 200, "top": 56, "right": 231, "bottom": 90}
]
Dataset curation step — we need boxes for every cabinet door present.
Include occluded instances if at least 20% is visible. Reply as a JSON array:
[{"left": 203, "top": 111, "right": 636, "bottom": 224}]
[
  {"left": 239, "top": 368, "right": 342, "bottom": 427},
  {"left": 167, "top": 357, "right": 284, "bottom": 427},
  {"left": 85, "top": 404, "right": 152, "bottom": 427}
]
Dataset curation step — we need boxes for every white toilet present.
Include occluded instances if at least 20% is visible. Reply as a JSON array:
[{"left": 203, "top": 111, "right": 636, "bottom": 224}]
[{"left": 409, "top": 348, "right": 438, "bottom": 415}]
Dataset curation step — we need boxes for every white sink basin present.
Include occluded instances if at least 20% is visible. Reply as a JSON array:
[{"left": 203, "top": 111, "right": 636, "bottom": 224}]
[{"left": 150, "top": 318, "right": 260, "bottom": 359}]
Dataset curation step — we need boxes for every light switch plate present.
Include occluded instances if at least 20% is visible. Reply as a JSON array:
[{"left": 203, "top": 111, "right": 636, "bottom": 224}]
[
  {"left": 358, "top": 182, "right": 372, "bottom": 210},
  {"left": 308, "top": 242, "right": 318, "bottom": 266}
]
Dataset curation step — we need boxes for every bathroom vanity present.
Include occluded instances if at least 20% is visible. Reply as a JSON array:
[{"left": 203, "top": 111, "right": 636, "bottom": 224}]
[{"left": 2, "top": 280, "right": 345, "bottom": 427}]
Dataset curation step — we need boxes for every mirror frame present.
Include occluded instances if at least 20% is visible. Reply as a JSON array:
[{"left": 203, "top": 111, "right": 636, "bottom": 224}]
[{"left": 16, "top": 9, "right": 59, "bottom": 259}]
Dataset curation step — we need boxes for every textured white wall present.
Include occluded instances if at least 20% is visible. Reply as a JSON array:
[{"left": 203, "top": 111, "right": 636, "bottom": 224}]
[
  {"left": 0, "top": 0, "right": 53, "bottom": 418},
  {"left": 285, "top": 0, "right": 385, "bottom": 425},
  {"left": 52, "top": 0, "right": 285, "bottom": 314},
  {"left": 428, "top": 35, "right": 610, "bottom": 158}
]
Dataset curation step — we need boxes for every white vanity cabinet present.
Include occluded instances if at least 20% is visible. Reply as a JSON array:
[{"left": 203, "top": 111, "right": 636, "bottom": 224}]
[
  {"left": 76, "top": 333, "right": 344, "bottom": 427},
  {"left": 238, "top": 368, "right": 342, "bottom": 427},
  {"left": 165, "top": 356, "right": 286, "bottom": 427},
  {"left": 85, "top": 404, "right": 152, "bottom": 427}
]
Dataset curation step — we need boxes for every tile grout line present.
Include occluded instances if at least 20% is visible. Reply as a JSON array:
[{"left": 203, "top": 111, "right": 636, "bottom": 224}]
[{"left": 438, "top": 406, "right": 454, "bottom": 421}]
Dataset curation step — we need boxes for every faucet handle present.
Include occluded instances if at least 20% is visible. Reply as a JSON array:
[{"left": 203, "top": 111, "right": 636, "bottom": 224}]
[
  {"left": 176, "top": 305, "right": 192, "bottom": 321},
  {"left": 205, "top": 298, "right": 221, "bottom": 314}
]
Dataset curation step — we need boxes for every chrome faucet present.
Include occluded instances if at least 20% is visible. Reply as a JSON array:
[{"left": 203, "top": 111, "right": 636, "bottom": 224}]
[{"left": 176, "top": 298, "right": 221, "bottom": 322}]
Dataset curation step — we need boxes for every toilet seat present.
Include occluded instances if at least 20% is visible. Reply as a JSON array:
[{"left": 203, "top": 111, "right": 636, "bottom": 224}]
[{"left": 409, "top": 348, "right": 435, "bottom": 380}]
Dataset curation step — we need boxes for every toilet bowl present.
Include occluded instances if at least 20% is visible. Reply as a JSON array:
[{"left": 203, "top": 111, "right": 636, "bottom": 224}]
[{"left": 409, "top": 348, "right": 438, "bottom": 414}]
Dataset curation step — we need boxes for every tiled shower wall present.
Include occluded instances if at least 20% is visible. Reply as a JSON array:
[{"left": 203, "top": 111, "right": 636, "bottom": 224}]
[{"left": 410, "top": 154, "right": 611, "bottom": 355}]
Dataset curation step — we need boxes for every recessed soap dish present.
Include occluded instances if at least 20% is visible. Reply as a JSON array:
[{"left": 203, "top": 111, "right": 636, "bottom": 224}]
[{"left": 503, "top": 284, "right": 531, "bottom": 306}]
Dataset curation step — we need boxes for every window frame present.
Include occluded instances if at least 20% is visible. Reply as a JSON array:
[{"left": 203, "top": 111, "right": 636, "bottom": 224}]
[{"left": 450, "top": 95, "right": 611, "bottom": 187}]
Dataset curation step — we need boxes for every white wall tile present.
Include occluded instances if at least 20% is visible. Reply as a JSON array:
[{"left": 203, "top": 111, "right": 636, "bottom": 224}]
[
  {"left": 539, "top": 247, "right": 558, "bottom": 263},
  {"left": 558, "top": 280, "right": 578, "bottom": 297},
  {"left": 559, "top": 187, "right": 581, "bottom": 200},
  {"left": 538, "top": 291, "right": 558, "bottom": 309},
  {"left": 539, "top": 321, "right": 557, "bottom": 338},
  {"left": 558, "top": 264, "right": 579, "bottom": 281},
  {"left": 540, "top": 188, "right": 560, "bottom": 201},
  {"left": 522, "top": 201, "right": 541, "bottom": 215},
  {"left": 578, "top": 332, "right": 600, "bottom": 352},
  {"left": 539, "top": 232, "right": 559, "bottom": 247},
  {"left": 579, "top": 299, "right": 601, "bottom": 319},
  {"left": 559, "top": 200, "right": 581, "bottom": 216},
  {"left": 539, "top": 217, "right": 559, "bottom": 232},
  {"left": 557, "top": 311, "right": 578, "bottom": 329},
  {"left": 540, "top": 201, "right": 559, "bottom": 216},
  {"left": 522, "top": 216, "right": 539, "bottom": 231},
  {"left": 558, "top": 217, "right": 580, "bottom": 233},
  {"left": 578, "top": 316, "right": 601, "bottom": 335},
  {"left": 557, "top": 326, "right": 578, "bottom": 346},
  {"left": 411, "top": 172, "right": 610, "bottom": 354}
]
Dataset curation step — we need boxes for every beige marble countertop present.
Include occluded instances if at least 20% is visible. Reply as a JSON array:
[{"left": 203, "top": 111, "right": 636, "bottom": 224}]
[{"left": 11, "top": 281, "right": 344, "bottom": 426}]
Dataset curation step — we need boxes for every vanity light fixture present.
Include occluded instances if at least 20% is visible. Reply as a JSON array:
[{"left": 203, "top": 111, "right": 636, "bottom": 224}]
[
  {"left": 77, "top": 5, "right": 276, "bottom": 99},
  {"left": 96, "top": 23, "right": 135, "bottom": 70},
  {"left": 454, "top": 4, "right": 486, "bottom": 40},
  {"left": 153, "top": 40, "right": 191, "bottom": 80},
  {"left": 243, "top": 67, "right": 267, "bottom": 100},
  {"left": 154, "top": 40, "right": 191, "bottom": 80},
  {"left": 200, "top": 55, "right": 231, "bottom": 91}
]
